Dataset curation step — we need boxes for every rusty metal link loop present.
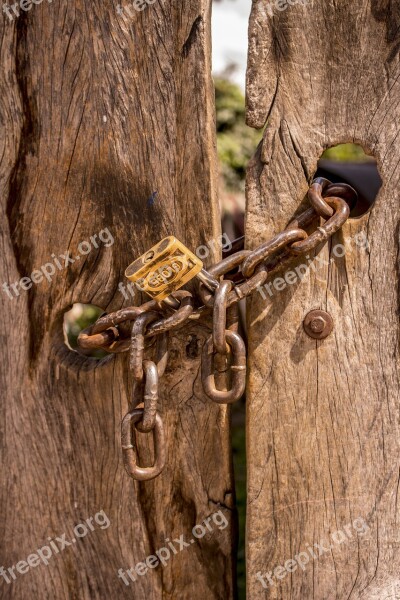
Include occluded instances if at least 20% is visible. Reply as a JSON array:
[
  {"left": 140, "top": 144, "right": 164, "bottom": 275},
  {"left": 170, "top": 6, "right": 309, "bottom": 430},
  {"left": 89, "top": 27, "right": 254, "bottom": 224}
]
[
  {"left": 78, "top": 293, "right": 194, "bottom": 354},
  {"left": 226, "top": 264, "right": 269, "bottom": 306},
  {"left": 130, "top": 311, "right": 161, "bottom": 382},
  {"left": 308, "top": 177, "right": 334, "bottom": 219},
  {"left": 308, "top": 178, "right": 358, "bottom": 220},
  {"left": 241, "top": 228, "right": 308, "bottom": 278},
  {"left": 161, "top": 295, "right": 181, "bottom": 310},
  {"left": 77, "top": 300, "right": 159, "bottom": 353},
  {"left": 91, "top": 301, "right": 159, "bottom": 334},
  {"left": 130, "top": 332, "right": 168, "bottom": 432},
  {"left": 133, "top": 360, "right": 159, "bottom": 433},
  {"left": 130, "top": 329, "right": 168, "bottom": 433},
  {"left": 154, "top": 333, "right": 169, "bottom": 378},
  {"left": 121, "top": 409, "right": 166, "bottom": 481},
  {"left": 289, "top": 197, "right": 350, "bottom": 255},
  {"left": 197, "top": 250, "right": 250, "bottom": 308},
  {"left": 76, "top": 326, "right": 118, "bottom": 350},
  {"left": 213, "top": 280, "right": 233, "bottom": 355},
  {"left": 196, "top": 268, "right": 220, "bottom": 292},
  {"left": 199, "top": 262, "right": 271, "bottom": 308},
  {"left": 201, "top": 330, "right": 246, "bottom": 404},
  {"left": 324, "top": 183, "right": 358, "bottom": 211},
  {"left": 140, "top": 333, "right": 169, "bottom": 433},
  {"left": 146, "top": 291, "right": 194, "bottom": 338}
]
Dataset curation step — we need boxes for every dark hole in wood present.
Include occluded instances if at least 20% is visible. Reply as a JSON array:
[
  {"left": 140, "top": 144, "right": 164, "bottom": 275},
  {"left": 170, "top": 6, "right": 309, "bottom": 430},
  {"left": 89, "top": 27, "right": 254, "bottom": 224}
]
[
  {"left": 186, "top": 334, "right": 200, "bottom": 359},
  {"left": 63, "top": 304, "right": 108, "bottom": 359},
  {"left": 317, "top": 143, "right": 382, "bottom": 218}
]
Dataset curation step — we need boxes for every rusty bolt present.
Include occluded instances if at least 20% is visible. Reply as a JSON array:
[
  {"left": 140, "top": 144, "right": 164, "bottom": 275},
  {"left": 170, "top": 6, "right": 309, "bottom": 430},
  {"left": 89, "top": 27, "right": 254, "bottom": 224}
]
[
  {"left": 303, "top": 310, "right": 334, "bottom": 340},
  {"left": 310, "top": 316, "right": 326, "bottom": 333}
]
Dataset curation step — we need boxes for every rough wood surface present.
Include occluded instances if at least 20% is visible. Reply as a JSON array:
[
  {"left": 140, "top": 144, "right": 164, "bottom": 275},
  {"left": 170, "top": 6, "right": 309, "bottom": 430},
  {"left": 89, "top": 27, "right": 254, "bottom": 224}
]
[
  {"left": 0, "top": 1, "right": 235, "bottom": 598},
  {"left": 245, "top": 1, "right": 400, "bottom": 598}
]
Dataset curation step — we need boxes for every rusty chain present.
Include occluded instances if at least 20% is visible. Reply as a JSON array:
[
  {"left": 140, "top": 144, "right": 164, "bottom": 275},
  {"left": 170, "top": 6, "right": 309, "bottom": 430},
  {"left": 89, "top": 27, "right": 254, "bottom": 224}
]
[{"left": 78, "top": 178, "right": 357, "bottom": 481}]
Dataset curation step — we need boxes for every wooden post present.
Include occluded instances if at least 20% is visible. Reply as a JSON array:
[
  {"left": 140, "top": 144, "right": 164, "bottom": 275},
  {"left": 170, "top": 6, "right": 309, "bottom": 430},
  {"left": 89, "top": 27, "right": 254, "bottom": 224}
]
[
  {"left": 246, "top": 1, "right": 400, "bottom": 598},
  {"left": 0, "top": 1, "right": 235, "bottom": 598}
]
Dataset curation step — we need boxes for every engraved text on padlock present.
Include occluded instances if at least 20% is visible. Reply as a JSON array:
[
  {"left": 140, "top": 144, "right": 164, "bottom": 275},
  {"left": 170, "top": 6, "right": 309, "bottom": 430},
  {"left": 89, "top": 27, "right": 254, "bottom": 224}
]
[{"left": 125, "top": 236, "right": 203, "bottom": 300}]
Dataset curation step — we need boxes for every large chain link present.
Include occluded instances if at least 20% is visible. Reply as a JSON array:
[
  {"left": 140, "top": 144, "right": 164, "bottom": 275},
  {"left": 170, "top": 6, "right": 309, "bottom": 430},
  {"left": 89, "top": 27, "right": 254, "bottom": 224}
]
[{"left": 78, "top": 178, "right": 356, "bottom": 481}]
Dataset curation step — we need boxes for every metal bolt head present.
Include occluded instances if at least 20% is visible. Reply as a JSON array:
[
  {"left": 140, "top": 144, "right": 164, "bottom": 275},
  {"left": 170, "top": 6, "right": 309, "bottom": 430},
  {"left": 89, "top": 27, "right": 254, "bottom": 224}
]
[
  {"left": 310, "top": 316, "right": 326, "bottom": 333},
  {"left": 303, "top": 310, "right": 334, "bottom": 340}
]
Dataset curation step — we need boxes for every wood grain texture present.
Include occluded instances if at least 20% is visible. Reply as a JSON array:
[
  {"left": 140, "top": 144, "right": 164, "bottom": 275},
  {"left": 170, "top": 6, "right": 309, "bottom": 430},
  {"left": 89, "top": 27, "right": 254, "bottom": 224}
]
[
  {"left": 245, "top": 1, "right": 400, "bottom": 598},
  {"left": 0, "top": 1, "right": 235, "bottom": 598}
]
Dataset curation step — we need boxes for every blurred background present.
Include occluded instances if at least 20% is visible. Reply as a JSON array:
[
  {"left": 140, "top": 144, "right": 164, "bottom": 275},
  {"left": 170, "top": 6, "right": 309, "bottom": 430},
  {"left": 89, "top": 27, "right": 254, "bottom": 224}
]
[{"left": 65, "top": 2, "right": 381, "bottom": 597}]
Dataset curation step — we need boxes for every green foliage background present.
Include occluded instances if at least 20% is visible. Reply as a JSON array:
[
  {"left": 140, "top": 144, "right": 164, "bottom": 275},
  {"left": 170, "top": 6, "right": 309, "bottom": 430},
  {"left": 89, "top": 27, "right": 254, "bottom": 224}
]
[
  {"left": 215, "top": 77, "right": 263, "bottom": 191},
  {"left": 215, "top": 77, "right": 369, "bottom": 195}
]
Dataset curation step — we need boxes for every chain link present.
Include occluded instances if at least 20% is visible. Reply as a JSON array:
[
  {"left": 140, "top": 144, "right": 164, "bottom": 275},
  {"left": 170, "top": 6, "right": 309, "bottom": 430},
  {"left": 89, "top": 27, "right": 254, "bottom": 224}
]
[
  {"left": 78, "top": 179, "right": 357, "bottom": 481},
  {"left": 121, "top": 409, "right": 166, "bottom": 481},
  {"left": 201, "top": 330, "right": 247, "bottom": 404}
]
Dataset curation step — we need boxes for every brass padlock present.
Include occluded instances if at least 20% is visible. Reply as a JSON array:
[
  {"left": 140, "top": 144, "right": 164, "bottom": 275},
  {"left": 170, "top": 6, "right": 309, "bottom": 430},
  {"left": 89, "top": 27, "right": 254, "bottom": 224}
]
[{"left": 125, "top": 236, "right": 205, "bottom": 301}]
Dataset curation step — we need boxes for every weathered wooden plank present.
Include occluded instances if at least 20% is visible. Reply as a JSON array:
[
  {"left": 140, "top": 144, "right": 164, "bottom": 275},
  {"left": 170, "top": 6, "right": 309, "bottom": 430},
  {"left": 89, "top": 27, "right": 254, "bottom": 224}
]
[
  {"left": 0, "top": 1, "right": 235, "bottom": 598},
  {"left": 245, "top": 1, "right": 400, "bottom": 598}
]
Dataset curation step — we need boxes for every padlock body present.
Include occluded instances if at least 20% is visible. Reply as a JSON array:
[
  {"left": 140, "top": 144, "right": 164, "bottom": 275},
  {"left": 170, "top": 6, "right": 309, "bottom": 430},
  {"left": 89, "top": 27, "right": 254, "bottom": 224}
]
[{"left": 125, "top": 236, "right": 203, "bottom": 300}]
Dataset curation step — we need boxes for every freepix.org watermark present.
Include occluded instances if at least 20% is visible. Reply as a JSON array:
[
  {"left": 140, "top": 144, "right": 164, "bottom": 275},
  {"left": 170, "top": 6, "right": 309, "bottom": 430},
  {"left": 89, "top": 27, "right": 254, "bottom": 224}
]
[
  {"left": 117, "top": 510, "right": 228, "bottom": 586},
  {"left": 256, "top": 231, "right": 369, "bottom": 302},
  {"left": 116, "top": 0, "right": 157, "bottom": 17},
  {"left": 265, "top": 0, "right": 310, "bottom": 17},
  {"left": 256, "top": 517, "right": 370, "bottom": 589},
  {"left": 0, "top": 510, "right": 110, "bottom": 584},
  {"left": 2, "top": 228, "right": 114, "bottom": 301},
  {"left": 2, "top": 0, "right": 53, "bottom": 22}
]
